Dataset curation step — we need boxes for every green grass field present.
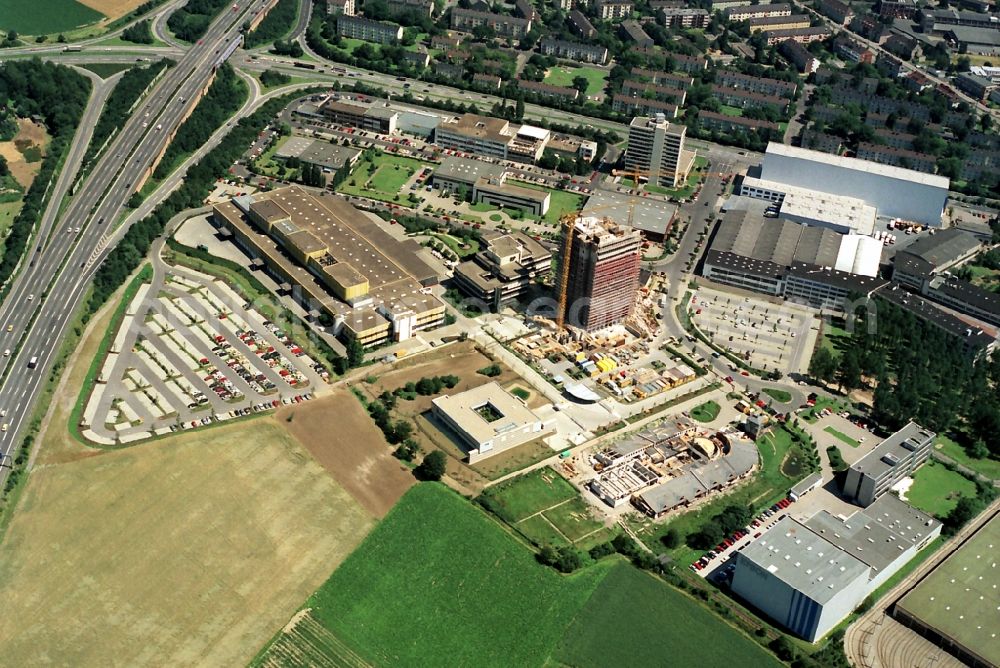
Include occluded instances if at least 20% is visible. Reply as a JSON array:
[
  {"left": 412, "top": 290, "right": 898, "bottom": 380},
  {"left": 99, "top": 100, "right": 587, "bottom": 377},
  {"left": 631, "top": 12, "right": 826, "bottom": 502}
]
[
  {"left": 552, "top": 563, "right": 783, "bottom": 668},
  {"left": 508, "top": 180, "right": 585, "bottom": 224},
  {"left": 824, "top": 425, "right": 860, "bottom": 448},
  {"left": 78, "top": 62, "right": 133, "bottom": 78},
  {"left": 257, "top": 483, "right": 610, "bottom": 667},
  {"left": 690, "top": 400, "right": 720, "bottom": 422},
  {"left": 719, "top": 104, "right": 744, "bottom": 117},
  {"left": 763, "top": 387, "right": 792, "bottom": 403},
  {"left": 256, "top": 484, "right": 784, "bottom": 668},
  {"left": 481, "top": 467, "right": 577, "bottom": 523},
  {"left": 935, "top": 435, "right": 1000, "bottom": 481},
  {"left": 337, "top": 152, "right": 427, "bottom": 204},
  {"left": 543, "top": 65, "right": 607, "bottom": 96},
  {"left": 0, "top": 0, "right": 103, "bottom": 34},
  {"left": 905, "top": 459, "right": 976, "bottom": 517}
]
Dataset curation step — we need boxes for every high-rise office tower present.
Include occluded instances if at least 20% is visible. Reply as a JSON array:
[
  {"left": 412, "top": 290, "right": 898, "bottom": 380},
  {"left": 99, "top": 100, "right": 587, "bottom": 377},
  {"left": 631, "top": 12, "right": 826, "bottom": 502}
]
[
  {"left": 560, "top": 217, "right": 642, "bottom": 331},
  {"left": 624, "top": 114, "right": 689, "bottom": 187}
]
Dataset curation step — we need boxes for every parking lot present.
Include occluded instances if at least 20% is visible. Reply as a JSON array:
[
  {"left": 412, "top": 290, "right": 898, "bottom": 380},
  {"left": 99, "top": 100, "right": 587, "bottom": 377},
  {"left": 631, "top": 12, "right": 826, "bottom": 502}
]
[
  {"left": 689, "top": 287, "right": 816, "bottom": 374},
  {"left": 81, "top": 266, "right": 330, "bottom": 444}
]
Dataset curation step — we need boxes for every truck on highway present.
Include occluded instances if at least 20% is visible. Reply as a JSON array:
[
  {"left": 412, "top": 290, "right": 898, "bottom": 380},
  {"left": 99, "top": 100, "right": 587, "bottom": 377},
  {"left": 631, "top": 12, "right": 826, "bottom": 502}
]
[
  {"left": 62, "top": 45, "right": 83, "bottom": 52},
  {"left": 27, "top": 356, "right": 37, "bottom": 369}
]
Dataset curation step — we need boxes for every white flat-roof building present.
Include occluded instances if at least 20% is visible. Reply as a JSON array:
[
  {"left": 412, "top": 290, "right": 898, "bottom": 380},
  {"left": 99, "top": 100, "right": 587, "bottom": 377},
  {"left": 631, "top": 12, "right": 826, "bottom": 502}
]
[
  {"left": 732, "top": 494, "right": 941, "bottom": 642},
  {"left": 756, "top": 142, "right": 950, "bottom": 226},
  {"left": 431, "top": 382, "right": 553, "bottom": 463}
]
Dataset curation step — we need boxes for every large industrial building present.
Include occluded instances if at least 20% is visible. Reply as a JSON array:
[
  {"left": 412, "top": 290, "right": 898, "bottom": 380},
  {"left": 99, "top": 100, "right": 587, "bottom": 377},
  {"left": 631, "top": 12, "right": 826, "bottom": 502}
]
[
  {"left": 623, "top": 114, "right": 694, "bottom": 188},
  {"left": 749, "top": 142, "right": 950, "bottom": 226},
  {"left": 701, "top": 203, "right": 886, "bottom": 310},
  {"left": 560, "top": 217, "right": 643, "bottom": 332},
  {"left": 431, "top": 381, "right": 552, "bottom": 463},
  {"left": 842, "top": 421, "right": 936, "bottom": 506},
  {"left": 732, "top": 494, "right": 941, "bottom": 642},
  {"left": 211, "top": 187, "right": 445, "bottom": 348}
]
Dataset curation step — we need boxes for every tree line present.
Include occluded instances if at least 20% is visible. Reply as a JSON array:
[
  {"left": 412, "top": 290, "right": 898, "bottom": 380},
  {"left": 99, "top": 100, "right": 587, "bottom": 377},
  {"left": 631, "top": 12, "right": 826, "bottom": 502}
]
[
  {"left": 152, "top": 63, "right": 246, "bottom": 180},
  {"left": 0, "top": 60, "right": 90, "bottom": 295},
  {"left": 811, "top": 296, "right": 1000, "bottom": 459},
  {"left": 243, "top": 0, "right": 298, "bottom": 48},
  {"left": 167, "top": 0, "right": 230, "bottom": 43},
  {"left": 80, "top": 59, "right": 173, "bottom": 179}
]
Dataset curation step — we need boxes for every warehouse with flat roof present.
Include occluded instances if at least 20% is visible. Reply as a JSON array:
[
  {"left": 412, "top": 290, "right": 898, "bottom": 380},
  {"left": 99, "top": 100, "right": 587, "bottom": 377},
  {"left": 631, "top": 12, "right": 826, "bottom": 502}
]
[
  {"left": 756, "top": 142, "right": 950, "bottom": 226},
  {"left": 732, "top": 495, "right": 940, "bottom": 642},
  {"left": 211, "top": 186, "right": 445, "bottom": 347}
]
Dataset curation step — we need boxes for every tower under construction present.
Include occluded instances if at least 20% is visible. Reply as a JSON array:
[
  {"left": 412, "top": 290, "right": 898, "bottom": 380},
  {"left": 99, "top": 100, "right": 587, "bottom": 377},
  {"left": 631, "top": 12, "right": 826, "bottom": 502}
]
[{"left": 559, "top": 217, "right": 642, "bottom": 332}]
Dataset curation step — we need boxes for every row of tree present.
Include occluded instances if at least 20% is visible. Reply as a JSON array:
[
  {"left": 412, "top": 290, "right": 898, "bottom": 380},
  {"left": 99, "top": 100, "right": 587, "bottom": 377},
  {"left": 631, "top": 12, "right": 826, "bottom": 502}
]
[
  {"left": 243, "top": 0, "right": 298, "bottom": 47},
  {"left": 80, "top": 59, "right": 172, "bottom": 178},
  {"left": 152, "top": 63, "right": 246, "bottom": 180}
]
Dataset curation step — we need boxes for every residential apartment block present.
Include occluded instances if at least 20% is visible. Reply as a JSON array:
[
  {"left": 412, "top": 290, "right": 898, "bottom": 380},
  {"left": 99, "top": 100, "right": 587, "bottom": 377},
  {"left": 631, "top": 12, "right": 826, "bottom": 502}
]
[
  {"left": 595, "top": 0, "right": 634, "bottom": 19},
  {"left": 723, "top": 2, "right": 791, "bottom": 21},
  {"left": 698, "top": 110, "right": 781, "bottom": 134},
  {"left": 451, "top": 8, "right": 532, "bottom": 38},
  {"left": 620, "top": 19, "right": 653, "bottom": 45},
  {"left": 337, "top": 15, "right": 403, "bottom": 43},
  {"left": 568, "top": 9, "right": 597, "bottom": 37},
  {"left": 748, "top": 14, "right": 811, "bottom": 32},
  {"left": 660, "top": 7, "right": 710, "bottom": 28},
  {"left": 715, "top": 69, "right": 797, "bottom": 97},
  {"left": 612, "top": 94, "right": 679, "bottom": 118},
  {"left": 818, "top": 0, "right": 853, "bottom": 24},
  {"left": 762, "top": 26, "right": 831, "bottom": 44},
  {"left": 538, "top": 37, "right": 608, "bottom": 64}
]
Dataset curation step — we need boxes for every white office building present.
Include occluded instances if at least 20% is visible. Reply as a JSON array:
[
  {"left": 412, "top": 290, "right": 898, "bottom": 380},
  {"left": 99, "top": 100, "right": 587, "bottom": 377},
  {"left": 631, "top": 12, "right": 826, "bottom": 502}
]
[{"left": 624, "top": 115, "right": 694, "bottom": 188}]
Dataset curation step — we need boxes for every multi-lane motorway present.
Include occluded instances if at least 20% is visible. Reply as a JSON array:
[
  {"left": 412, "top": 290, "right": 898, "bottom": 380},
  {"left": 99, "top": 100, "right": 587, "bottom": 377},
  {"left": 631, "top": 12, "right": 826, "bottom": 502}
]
[{"left": 0, "top": 2, "right": 270, "bottom": 472}]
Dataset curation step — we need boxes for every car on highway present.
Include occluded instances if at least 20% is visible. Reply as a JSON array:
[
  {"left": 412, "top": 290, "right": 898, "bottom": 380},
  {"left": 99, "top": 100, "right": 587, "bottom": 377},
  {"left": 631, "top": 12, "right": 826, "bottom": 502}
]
[
  {"left": 1, "top": 424, "right": 6, "bottom": 432},
  {"left": 27, "top": 294, "right": 33, "bottom": 301},
  {"left": 5, "top": 325, "right": 12, "bottom": 332}
]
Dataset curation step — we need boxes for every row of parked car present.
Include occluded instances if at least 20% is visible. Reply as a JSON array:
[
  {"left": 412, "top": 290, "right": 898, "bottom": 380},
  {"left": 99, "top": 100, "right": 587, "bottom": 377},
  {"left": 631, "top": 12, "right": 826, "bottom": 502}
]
[{"left": 690, "top": 497, "right": 795, "bottom": 572}]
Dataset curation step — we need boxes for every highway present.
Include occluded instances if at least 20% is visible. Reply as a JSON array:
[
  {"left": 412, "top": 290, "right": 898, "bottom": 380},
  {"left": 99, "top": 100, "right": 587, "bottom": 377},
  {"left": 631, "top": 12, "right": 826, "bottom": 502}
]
[{"left": 0, "top": 1, "right": 271, "bottom": 473}]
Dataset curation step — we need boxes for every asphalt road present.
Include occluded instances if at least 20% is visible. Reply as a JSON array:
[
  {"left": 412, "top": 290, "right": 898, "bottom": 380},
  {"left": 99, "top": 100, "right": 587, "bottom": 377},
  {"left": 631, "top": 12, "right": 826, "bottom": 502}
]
[{"left": 0, "top": 1, "right": 270, "bottom": 472}]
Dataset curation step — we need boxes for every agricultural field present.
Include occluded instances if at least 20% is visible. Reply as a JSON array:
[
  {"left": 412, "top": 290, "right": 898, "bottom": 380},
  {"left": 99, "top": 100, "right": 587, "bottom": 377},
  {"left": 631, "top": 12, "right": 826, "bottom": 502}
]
[
  {"left": 0, "top": 415, "right": 374, "bottom": 666},
  {"left": 254, "top": 483, "right": 611, "bottom": 667},
  {"left": 276, "top": 388, "right": 415, "bottom": 518},
  {"left": 256, "top": 484, "right": 781, "bottom": 667},
  {"left": 904, "top": 459, "right": 977, "bottom": 518},
  {"left": 543, "top": 65, "right": 607, "bottom": 97},
  {"left": 551, "top": 563, "right": 784, "bottom": 668},
  {"left": 336, "top": 152, "right": 428, "bottom": 204},
  {"left": 0, "top": 0, "right": 104, "bottom": 34}
]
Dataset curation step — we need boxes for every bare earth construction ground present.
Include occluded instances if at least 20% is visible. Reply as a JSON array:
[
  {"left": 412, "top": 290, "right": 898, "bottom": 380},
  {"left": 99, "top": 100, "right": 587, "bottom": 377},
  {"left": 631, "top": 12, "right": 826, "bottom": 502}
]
[{"left": 0, "top": 297, "right": 374, "bottom": 666}]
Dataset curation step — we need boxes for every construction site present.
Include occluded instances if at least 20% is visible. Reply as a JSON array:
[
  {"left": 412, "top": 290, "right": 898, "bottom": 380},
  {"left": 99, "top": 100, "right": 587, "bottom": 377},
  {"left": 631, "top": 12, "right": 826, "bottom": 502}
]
[
  {"left": 493, "top": 211, "right": 687, "bottom": 403},
  {"left": 585, "top": 417, "right": 759, "bottom": 518}
]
